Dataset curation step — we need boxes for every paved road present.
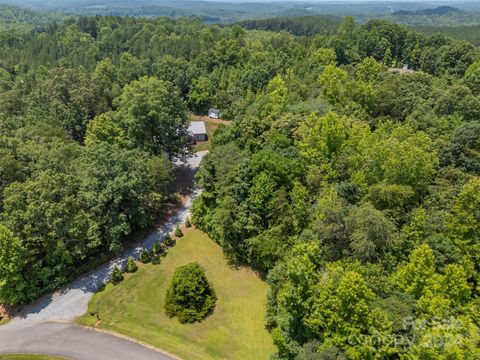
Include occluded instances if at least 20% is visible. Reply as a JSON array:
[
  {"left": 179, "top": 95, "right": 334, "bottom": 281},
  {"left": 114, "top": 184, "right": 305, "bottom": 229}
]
[
  {"left": 0, "top": 323, "right": 175, "bottom": 360},
  {"left": 0, "top": 151, "right": 207, "bottom": 359}
]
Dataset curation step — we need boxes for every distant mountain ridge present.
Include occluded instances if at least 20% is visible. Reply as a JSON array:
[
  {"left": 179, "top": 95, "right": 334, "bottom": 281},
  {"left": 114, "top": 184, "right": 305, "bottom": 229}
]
[
  {"left": 0, "top": 1, "right": 479, "bottom": 28},
  {"left": 0, "top": 4, "right": 63, "bottom": 30},
  {"left": 236, "top": 15, "right": 340, "bottom": 36},
  {"left": 394, "top": 6, "right": 463, "bottom": 16}
]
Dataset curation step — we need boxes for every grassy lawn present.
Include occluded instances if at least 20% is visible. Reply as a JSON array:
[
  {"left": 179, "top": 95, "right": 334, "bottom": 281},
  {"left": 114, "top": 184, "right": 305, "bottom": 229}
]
[
  {"left": 78, "top": 228, "right": 275, "bottom": 360},
  {"left": 0, "top": 356, "right": 65, "bottom": 360}
]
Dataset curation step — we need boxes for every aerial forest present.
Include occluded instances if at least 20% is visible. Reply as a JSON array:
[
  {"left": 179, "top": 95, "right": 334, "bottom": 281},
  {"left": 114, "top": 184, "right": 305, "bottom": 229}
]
[{"left": 0, "top": 14, "right": 479, "bottom": 359}]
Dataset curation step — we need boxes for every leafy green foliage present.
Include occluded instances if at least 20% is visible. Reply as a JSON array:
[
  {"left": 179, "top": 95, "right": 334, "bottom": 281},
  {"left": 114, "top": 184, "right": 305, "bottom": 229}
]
[
  {"left": 0, "top": 224, "right": 28, "bottom": 306},
  {"left": 0, "top": 4, "right": 64, "bottom": 31},
  {"left": 139, "top": 248, "right": 151, "bottom": 264},
  {"left": 237, "top": 15, "right": 340, "bottom": 36},
  {"left": 184, "top": 15, "right": 480, "bottom": 359},
  {"left": 174, "top": 226, "right": 183, "bottom": 238},
  {"left": 110, "top": 266, "right": 124, "bottom": 284},
  {"left": 2, "top": 171, "right": 100, "bottom": 295},
  {"left": 152, "top": 241, "right": 164, "bottom": 256},
  {"left": 164, "top": 235, "right": 175, "bottom": 247},
  {"left": 115, "top": 76, "right": 190, "bottom": 157},
  {"left": 441, "top": 122, "right": 480, "bottom": 174},
  {"left": 164, "top": 262, "right": 216, "bottom": 323},
  {"left": 0, "top": 12, "right": 479, "bottom": 359},
  {"left": 126, "top": 256, "right": 138, "bottom": 273}
]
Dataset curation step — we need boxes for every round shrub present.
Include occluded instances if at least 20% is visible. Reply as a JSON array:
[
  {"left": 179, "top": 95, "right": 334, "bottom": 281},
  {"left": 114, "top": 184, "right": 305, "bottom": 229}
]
[
  {"left": 185, "top": 217, "right": 192, "bottom": 228},
  {"left": 164, "top": 262, "right": 216, "bottom": 323}
]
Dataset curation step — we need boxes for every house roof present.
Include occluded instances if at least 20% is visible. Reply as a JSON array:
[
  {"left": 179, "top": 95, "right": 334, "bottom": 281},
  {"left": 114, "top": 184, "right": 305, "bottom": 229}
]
[{"left": 188, "top": 121, "right": 207, "bottom": 135}]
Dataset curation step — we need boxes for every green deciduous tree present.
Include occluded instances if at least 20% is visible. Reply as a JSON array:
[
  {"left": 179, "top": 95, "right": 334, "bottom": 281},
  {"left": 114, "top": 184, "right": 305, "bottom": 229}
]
[
  {"left": 449, "top": 177, "right": 480, "bottom": 246},
  {"left": 306, "top": 267, "right": 392, "bottom": 358},
  {"left": 260, "top": 75, "right": 289, "bottom": 120},
  {"left": 268, "top": 242, "right": 323, "bottom": 358},
  {"left": 188, "top": 76, "right": 214, "bottom": 114},
  {"left": 0, "top": 224, "right": 28, "bottom": 306},
  {"left": 77, "top": 145, "right": 156, "bottom": 252},
  {"left": 349, "top": 123, "right": 438, "bottom": 195},
  {"left": 298, "top": 112, "right": 351, "bottom": 170},
  {"left": 319, "top": 65, "right": 348, "bottom": 105},
  {"left": 441, "top": 122, "right": 480, "bottom": 174},
  {"left": 411, "top": 316, "right": 480, "bottom": 360},
  {"left": 347, "top": 202, "right": 396, "bottom": 263},
  {"left": 463, "top": 61, "right": 480, "bottom": 95},
  {"left": 115, "top": 76, "right": 189, "bottom": 157},
  {"left": 2, "top": 171, "right": 100, "bottom": 296},
  {"left": 84, "top": 112, "right": 126, "bottom": 147},
  {"left": 393, "top": 244, "right": 436, "bottom": 300},
  {"left": 357, "top": 57, "right": 382, "bottom": 83}
]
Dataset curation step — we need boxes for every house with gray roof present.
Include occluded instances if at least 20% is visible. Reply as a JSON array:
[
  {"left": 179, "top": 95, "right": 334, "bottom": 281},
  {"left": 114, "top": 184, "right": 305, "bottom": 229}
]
[{"left": 188, "top": 121, "right": 207, "bottom": 142}]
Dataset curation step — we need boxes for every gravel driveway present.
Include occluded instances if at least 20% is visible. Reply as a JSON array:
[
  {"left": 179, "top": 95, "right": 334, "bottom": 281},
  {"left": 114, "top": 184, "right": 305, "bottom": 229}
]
[{"left": 0, "top": 151, "right": 207, "bottom": 359}]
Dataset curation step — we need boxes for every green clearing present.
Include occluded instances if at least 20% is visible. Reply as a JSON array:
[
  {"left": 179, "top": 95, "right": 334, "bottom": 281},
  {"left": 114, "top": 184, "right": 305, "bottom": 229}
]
[
  {"left": 78, "top": 228, "right": 275, "bottom": 360},
  {"left": 0, "top": 355, "right": 65, "bottom": 360},
  {"left": 191, "top": 117, "right": 230, "bottom": 152}
]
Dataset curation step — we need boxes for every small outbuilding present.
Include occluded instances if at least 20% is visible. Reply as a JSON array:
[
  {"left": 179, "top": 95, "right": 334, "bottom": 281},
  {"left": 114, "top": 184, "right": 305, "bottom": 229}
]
[
  {"left": 388, "top": 63, "right": 415, "bottom": 75},
  {"left": 188, "top": 121, "right": 208, "bottom": 142},
  {"left": 208, "top": 108, "right": 220, "bottom": 119}
]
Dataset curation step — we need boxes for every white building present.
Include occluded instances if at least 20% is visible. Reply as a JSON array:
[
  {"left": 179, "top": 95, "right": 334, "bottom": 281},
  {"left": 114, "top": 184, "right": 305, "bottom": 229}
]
[
  {"left": 208, "top": 108, "right": 220, "bottom": 119},
  {"left": 188, "top": 121, "right": 207, "bottom": 142}
]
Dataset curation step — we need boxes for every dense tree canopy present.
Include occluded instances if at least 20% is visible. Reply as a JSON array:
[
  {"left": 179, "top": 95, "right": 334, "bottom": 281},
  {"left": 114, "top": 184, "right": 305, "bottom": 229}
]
[
  {"left": 0, "top": 12, "right": 479, "bottom": 359},
  {"left": 182, "top": 14, "right": 480, "bottom": 360}
]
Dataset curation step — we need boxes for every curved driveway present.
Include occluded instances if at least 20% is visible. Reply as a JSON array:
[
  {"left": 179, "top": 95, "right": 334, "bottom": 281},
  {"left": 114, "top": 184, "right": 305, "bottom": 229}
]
[{"left": 0, "top": 151, "right": 207, "bottom": 359}]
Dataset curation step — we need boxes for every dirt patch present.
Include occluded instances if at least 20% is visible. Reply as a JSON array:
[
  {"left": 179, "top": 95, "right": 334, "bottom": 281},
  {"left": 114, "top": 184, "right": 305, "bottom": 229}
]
[{"left": 191, "top": 114, "right": 231, "bottom": 125}]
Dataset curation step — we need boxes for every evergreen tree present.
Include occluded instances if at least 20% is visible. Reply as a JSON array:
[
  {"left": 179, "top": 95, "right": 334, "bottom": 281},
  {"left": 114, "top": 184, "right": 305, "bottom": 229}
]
[{"left": 126, "top": 256, "right": 138, "bottom": 273}]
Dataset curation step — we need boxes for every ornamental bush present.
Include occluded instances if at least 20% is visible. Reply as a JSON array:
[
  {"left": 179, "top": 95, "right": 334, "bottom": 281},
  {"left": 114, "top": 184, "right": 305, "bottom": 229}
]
[
  {"left": 152, "top": 240, "right": 162, "bottom": 255},
  {"left": 139, "top": 248, "right": 151, "bottom": 263},
  {"left": 175, "top": 225, "right": 183, "bottom": 238},
  {"left": 164, "top": 234, "right": 175, "bottom": 247},
  {"left": 164, "top": 262, "right": 216, "bottom": 323},
  {"left": 111, "top": 266, "right": 124, "bottom": 284},
  {"left": 151, "top": 255, "right": 161, "bottom": 265},
  {"left": 126, "top": 256, "right": 138, "bottom": 273}
]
